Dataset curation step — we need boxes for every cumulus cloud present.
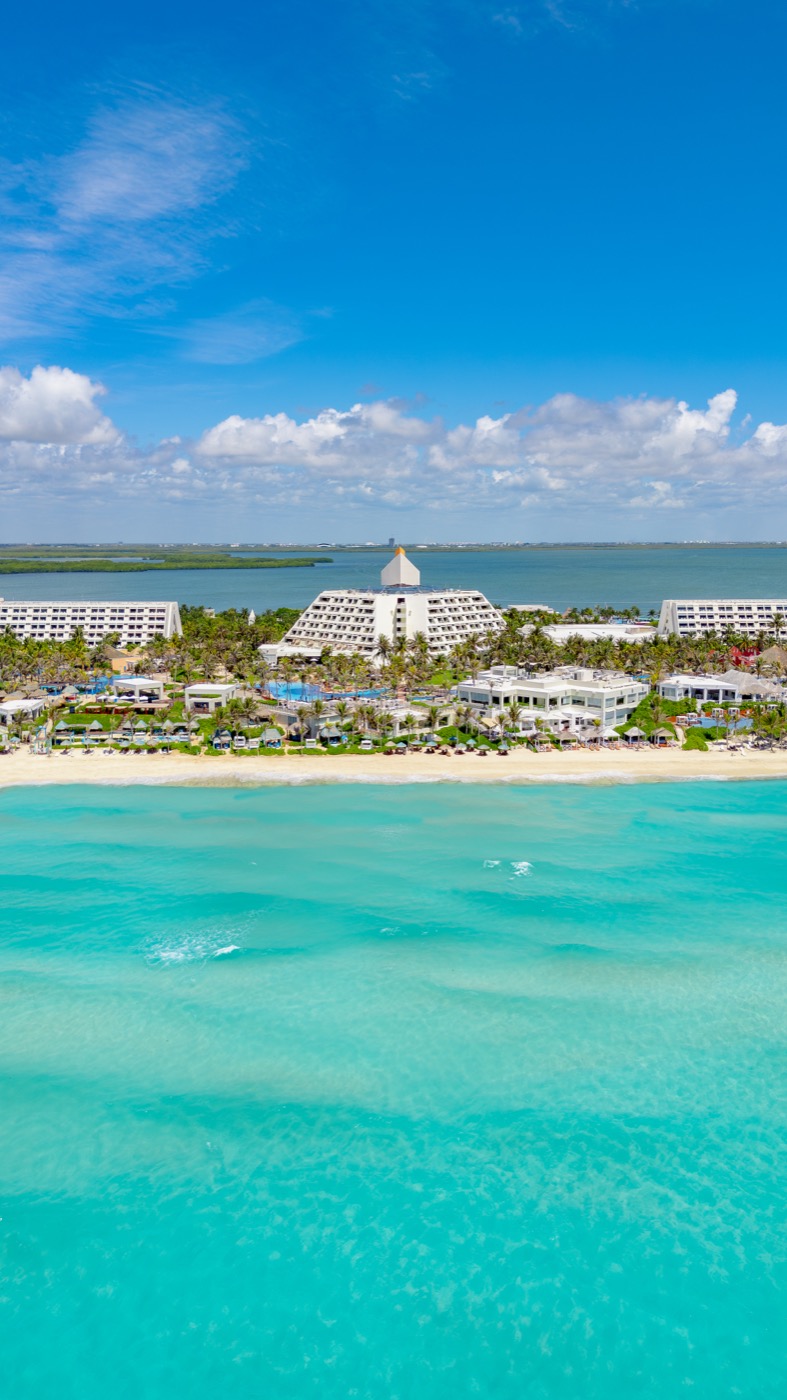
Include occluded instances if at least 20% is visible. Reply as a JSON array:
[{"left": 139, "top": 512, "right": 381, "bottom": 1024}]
[
  {"left": 193, "top": 388, "right": 787, "bottom": 514},
  {"left": 3, "top": 375, "right": 787, "bottom": 525},
  {"left": 0, "top": 365, "right": 119, "bottom": 445}
]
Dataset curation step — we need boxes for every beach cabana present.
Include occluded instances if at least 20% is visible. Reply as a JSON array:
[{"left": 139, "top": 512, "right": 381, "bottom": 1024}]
[
  {"left": 111, "top": 676, "right": 165, "bottom": 704},
  {"left": 650, "top": 726, "right": 675, "bottom": 747},
  {"left": 623, "top": 725, "right": 645, "bottom": 745},
  {"left": 262, "top": 727, "right": 282, "bottom": 748}
]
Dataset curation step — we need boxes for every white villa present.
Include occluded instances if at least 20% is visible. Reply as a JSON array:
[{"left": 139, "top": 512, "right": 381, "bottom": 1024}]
[
  {"left": 454, "top": 665, "right": 649, "bottom": 730},
  {"left": 260, "top": 549, "right": 504, "bottom": 663},
  {"left": 657, "top": 671, "right": 782, "bottom": 704},
  {"left": 657, "top": 599, "right": 787, "bottom": 639},
  {"left": 0, "top": 696, "right": 48, "bottom": 725},
  {"left": 110, "top": 675, "right": 166, "bottom": 704},
  {"left": 0, "top": 599, "right": 182, "bottom": 647},
  {"left": 184, "top": 682, "right": 240, "bottom": 714}
]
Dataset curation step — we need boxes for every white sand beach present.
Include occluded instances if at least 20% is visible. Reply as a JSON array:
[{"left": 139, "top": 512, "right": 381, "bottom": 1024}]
[{"left": 2, "top": 745, "right": 787, "bottom": 787}]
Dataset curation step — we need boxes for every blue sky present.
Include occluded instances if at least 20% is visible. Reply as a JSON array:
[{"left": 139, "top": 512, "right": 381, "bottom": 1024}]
[{"left": 1, "top": 0, "right": 786, "bottom": 541}]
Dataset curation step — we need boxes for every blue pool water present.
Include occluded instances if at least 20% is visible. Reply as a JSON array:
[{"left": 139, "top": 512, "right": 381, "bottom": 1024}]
[
  {"left": 1, "top": 781, "right": 786, "bottom": 1398},
  {"left": 264, "top": 681, "right": 384, "bottom": 702}
]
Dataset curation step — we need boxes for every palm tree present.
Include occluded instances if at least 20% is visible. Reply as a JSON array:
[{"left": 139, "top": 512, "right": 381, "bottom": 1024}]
[
  {"left": 377, "top": 710, "right": 394, "bottom": 740},
  {"left": 426, "top": 704, "right": 442, "bottom": 731}
]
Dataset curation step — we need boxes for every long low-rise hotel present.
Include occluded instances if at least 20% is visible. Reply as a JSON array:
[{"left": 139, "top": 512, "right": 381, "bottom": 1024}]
[
  {"left": 262, "top": 549, "right": 505, "bottom": 662},
  {"left": 454, "top": 665, "right": 649, "bottom": 728},
  {"left": 520, "top": 622, "right": 656, "bottom": 645},
  {"left": 657, "top": 599, "right": 787, "bottom": 638},
  {"left": 0, "top": 599, "right": 182, "bottom": 647}
]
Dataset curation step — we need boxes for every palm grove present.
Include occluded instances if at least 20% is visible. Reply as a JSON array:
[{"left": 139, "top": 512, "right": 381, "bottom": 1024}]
[{"left": 1, "top": 602, "right": 786, "bottom": 741}]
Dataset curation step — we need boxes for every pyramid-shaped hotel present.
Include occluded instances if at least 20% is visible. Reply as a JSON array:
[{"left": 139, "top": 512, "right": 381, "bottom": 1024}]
[{"left": 261, "top": 549, "right": 505, "bottom": 664}]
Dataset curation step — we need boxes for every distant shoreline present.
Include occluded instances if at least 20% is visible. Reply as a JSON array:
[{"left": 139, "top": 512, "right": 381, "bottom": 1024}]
[
  {"left": 0, "top": 556, "right": 328, "bottom": 574},
  {"left": 1, "top": 541, "right": 786, "bottom": 556}
]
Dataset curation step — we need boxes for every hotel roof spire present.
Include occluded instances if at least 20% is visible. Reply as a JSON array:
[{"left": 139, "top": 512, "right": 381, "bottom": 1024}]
[{"left": 380, "top": 546, "right": 421, "bottom": 588}]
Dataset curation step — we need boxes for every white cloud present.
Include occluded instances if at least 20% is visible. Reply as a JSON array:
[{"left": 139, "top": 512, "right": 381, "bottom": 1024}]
[
  {"left": 194, "top": 388, "right": 787, "bottom": 514},
  {"left": 0, "top": 92, "right": 247, "bottom": 340},
  {"left": 0, "top": 365, "right": 119, "bottom": 445},
  {"left": 55, "top": 97, "right": 242, "bottom": 228},
  {"left": 197, "top": 400, "right": 433, "bottom": 473},
  {"left": 171, "top": 299, "right": 305, "bottom": 365},
  {"left": 3, "top": 377, "right": 787, "bottom": 528}
]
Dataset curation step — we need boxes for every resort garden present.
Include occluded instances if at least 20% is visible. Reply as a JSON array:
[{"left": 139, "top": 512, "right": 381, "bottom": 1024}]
[{"left": 1, "top": 601, "right": 786, "bottom": 754}]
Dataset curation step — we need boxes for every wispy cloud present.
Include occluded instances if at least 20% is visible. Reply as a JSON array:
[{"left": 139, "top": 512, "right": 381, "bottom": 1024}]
[
  {"left": 169, "top": 299, "right": 306, "bottom": 366},
  {"left": 0, "top": 89, "right": 248, "bottom": 342}
]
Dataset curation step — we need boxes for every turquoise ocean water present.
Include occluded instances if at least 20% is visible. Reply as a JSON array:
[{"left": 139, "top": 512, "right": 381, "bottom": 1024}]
[
  {"left": 1, "top": 781, "right": 786, "bottom": 1398},
  {"left": 3, "top": 543, "right": 786, "bottom": 612}
]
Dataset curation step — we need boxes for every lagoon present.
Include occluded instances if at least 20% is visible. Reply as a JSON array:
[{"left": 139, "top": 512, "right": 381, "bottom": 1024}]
[{"left": 1, "top": 544, "right": 786, "bottom": 614}]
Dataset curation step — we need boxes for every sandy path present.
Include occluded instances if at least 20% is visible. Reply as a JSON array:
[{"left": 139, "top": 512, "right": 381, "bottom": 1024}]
[{"left": 1, "top": 746, "right": 786, "bottom": 788}]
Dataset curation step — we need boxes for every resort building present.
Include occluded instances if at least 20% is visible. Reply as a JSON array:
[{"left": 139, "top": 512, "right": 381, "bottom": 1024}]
[
  {"left": 0, "top": 599, "right": 182, "bottom": 647},
  {"left": 0, "top": 696, "right": 48, "bottom": 725},
  {"left": 454, "top": 665, "right": 649, "bottom": 729},
  {"left": 184, "top": 682, "right": 240, "bottom": 714},
  {"left": 657, "top": 673, "right": 740, "bottom": 705},
  {"left": 110, "top": 676, "right": 166, "bottom": 704},
  {"left": 657, "top": 599, "right": 787, "bottom": 639},
  {"left": 261, "top": 549, "right": 505, "bottom": 663},
  {"left": 657, "top": 671, "right": 782, "bottom": 704},
  {"left": 520, "top": 622, "right": 656, "bottom": 645}
]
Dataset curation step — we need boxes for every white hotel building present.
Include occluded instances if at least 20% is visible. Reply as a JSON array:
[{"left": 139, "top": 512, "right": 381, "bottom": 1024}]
[
  {"left": 263, "top": 549, "right": 505, "bottom": 662},
  {"left": 0, "top": 599, "right": 182, "bottom": 647},
  {"left": 454, "top": 665, "right": 649, "bottom": 730},
  {"left": 658, "top": 599, "right": 787, "bottom": 639}
]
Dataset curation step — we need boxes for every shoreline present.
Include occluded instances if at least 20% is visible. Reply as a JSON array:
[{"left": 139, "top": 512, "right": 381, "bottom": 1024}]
[{"left": 2, "top": 747, "right": 787, "bottom": 788}]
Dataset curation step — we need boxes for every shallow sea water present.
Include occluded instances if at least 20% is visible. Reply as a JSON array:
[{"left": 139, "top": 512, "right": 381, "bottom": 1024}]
[{"left": 1, "top": 782, "right": 786, "bottom": 1398}]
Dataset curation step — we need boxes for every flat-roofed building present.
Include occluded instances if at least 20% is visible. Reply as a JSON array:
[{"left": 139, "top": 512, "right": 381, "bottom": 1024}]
[
  {"left": 521, "top": 622, "right": 656, "bottom": 645},
  {"left": 263, "top": 549, "right": 504, "bottom": 662},
  {"left": 454, "top": 665, "right": 649, "bottom": 729},
  {"left": 657, "top": 673, "right": 741, "bottom": 704},
  {"left": 184, "top": 682, "right": 240, "bottom": 714},
  {"left": 657, "top": 670, "right": 782, "bottom": 703},
  {"left": 0, "top": 696, "right": 48, "bottom": 725},
  {"left": 658, "top": 599, "right": 787, "bottom": 639},
  {"left": 0, "top": 599, "right": 182, "bottom": 647},
  {"left": 110, "top": 675, "right": 166, "bottom": 703}
]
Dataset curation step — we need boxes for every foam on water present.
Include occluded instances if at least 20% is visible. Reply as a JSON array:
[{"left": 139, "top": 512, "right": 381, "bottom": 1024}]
[{"left": 1, "top": 781, "right": 786, "bottom": 1399}]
